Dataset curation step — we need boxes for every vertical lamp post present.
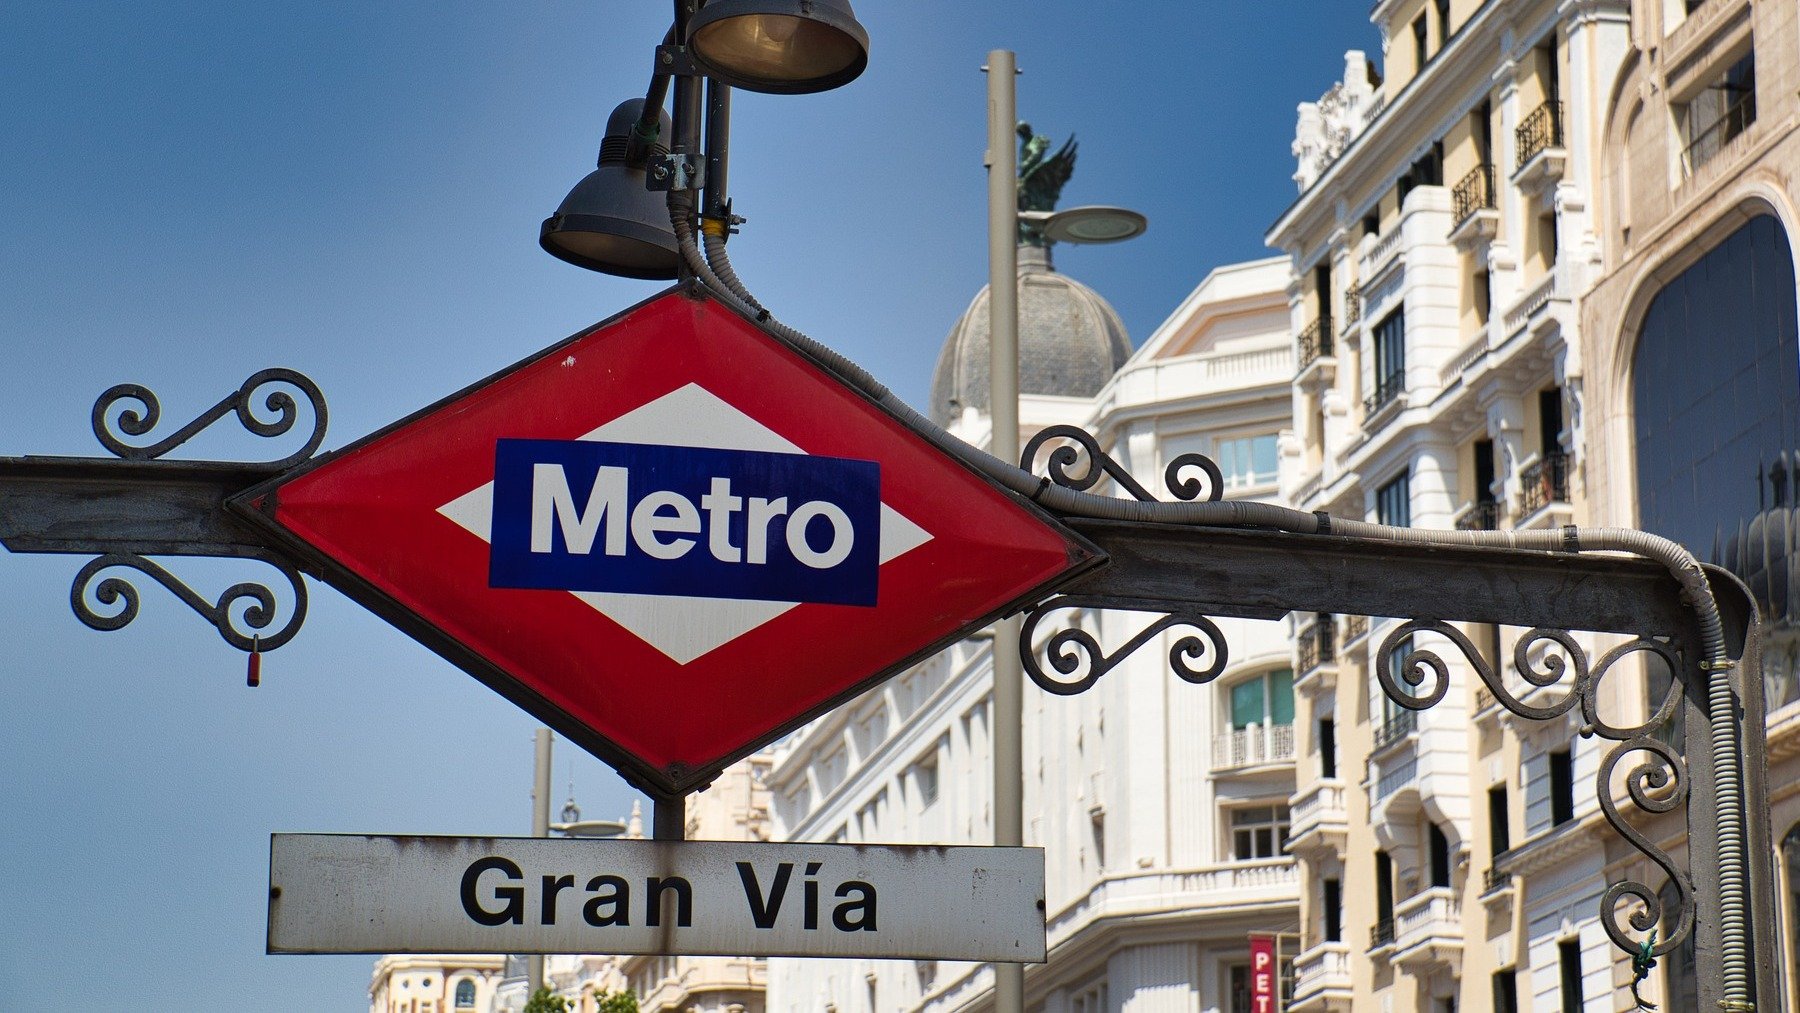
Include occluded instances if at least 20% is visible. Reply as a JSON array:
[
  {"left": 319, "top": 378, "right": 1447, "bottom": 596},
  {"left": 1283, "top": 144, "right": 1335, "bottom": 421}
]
[{"left": 983, "top": 48, "right": 1025, "bottom": 1013}]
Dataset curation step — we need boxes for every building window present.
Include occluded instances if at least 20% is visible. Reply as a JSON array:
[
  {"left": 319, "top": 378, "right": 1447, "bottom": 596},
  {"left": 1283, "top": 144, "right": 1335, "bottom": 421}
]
[
  {"left": 1492, "top": 968, "right": 1518, "bottom": 1013},
  {"left": 1377, "top": 471, "right": 1411, "bottom": 528},
  {"left": 1318, "top": 717, "right": 1337, "bottom": 779},
  {"left": 1374, "top": 850, "right": 1396, "bottom": 945},
  {"left": 1071, "top": 982, "right": 1106, "bottom": 1013},
  {"left": 1488, "top": 784, "right": 1510, "bottom": 857},
  {"left": 909, "top": 746, "right": 939, "bottom": 807},
  {"left": 1412, "top": 15, "right": 1428, "bottom": 71},
  {"left": 1684, "top": 50, "right": 1756, "bottom": 174},
  {"left": 1323, "top": 877, "right": 1343, "bottom": 942},
  {"left": 454, "top": 981, "right": 476, "bottom": 1008},
  {"left": 1368, "top": 308, "right": 1406, "bottom": 413},
  {"left": 1549, "top": 748, "right": 1575, "bottom": 826},
  {"left": 1090, "top": 810, "right": 1106, "bottom": 871},
  {"left": 1231, "top": 668, "right": 1295, "bottom": 731},
  {"left": 1559, "top": 938, "right": 1583, "bottom": 1012},
  {"left": 1633, "top": 218, "right": 1799, "bottom": 655},
  {"left": 1217, "top": 433, "right": 1279, "bottom": 490},
  {"left": 1229, "top": 804, "right": 1292, "bottom": 860},
  {"left": 1429, "top": 823, "right": 1453, "bottom": 888},
  {"left": 1434, "top": 0, "right": 1451, "bottom": 47}
]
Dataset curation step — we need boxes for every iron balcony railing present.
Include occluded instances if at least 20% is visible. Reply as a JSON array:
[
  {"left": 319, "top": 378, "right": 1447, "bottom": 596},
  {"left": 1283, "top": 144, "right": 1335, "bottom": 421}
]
[
  {"left": 1455, "top": 501, "right": 1500, "bottom": 531},
  {"left": 1684, "top": 91, "right": 1756, "bottom": 174},
  {"left": 1298, "top": 620, "right": 1337, "bottom": 675},
  {"left": 1364, "top": 369, "right": 1405, "bottom": 417},
  {"left": 1298, "top": 316, "right": 1334, "bottom": 369},
  {"left": 1344, "top": 284, "right": 1362, "bottom": 326},
  {"left": 1341, "top": 614, "right": 1369, "bottom": 643},
  {"left": 1373, "top": 709, "right": 1417, "bottom": 751},
  {"left": 1519, "top": 451, "right": 1570, "bottom": 517},
  {"left": 1371, "top": 916, "right": 1396, "bottom": 950},
  {"left": 1451, "top": 164, "right": 1497, "bottom": 227},
  {"left": 1516, "top": 100, "right": 1564, "bottom": 165},
  {"left": 1483, "top": 868, "right": 1513, "bottom": 895}
]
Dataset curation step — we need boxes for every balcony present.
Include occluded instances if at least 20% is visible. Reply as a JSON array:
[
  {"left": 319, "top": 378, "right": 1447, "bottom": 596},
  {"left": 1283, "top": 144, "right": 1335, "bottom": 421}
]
[
  {"left": 1296, "top": 620, "right": 1338, "bottom": 694},
  {"left": 1392, "top": 886, "right": 1464, "bottom": 974},
  {"left": 1514, "top": 100, "right": 1566, "bottom": 193},
  {"left": 1369, "top": 915, "right": 1396, "bottom": 953},
  {"left": 1045, "top": 859, "right": 1298, "bottom": 950},
  {"left": 1213, "top": 722, "right": 1296, "bottom": 770},
  {"left": 1362, "top": 369, "right": 1406, "bottom": 428},
  {"left": 1372, "top": 709, "right": 1417, "bottom": 753},
  {"left": 1343, "top": 283, "right": 1362, "bottom": 327},
  {"left": 1448, "top": 164, "right": 1499, "bottom": 247},
  {"left": 1453, "top": 500, "right": 1499, "bottom": 531},
  {"left": 1298, "top": 316, "right": 1335, "bottom": 372},
  {"left": 1340, "top": 614, "right": 1369, "bottom": 645},
  {"left": 1482, "top": 867, "right": 1513, "bottom": 896},
  {"left": 1288, "top": 942, "right": 1353, "bottom": 1012},
  {"left": 1286, "top": 780, "right": 1348, "bottom": 858},
  {"left": 1517, "top": 451, "right": 1570, "bottom": 522},
  {"left": 1683, "top": 89, "right": 1756, "bottom": 177}
]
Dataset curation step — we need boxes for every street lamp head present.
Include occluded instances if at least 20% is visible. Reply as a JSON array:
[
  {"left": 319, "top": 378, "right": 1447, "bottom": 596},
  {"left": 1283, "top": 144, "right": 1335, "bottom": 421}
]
[
  {"left": 686, "top": 0, "right": 870, "bottom": 95},
  {"left": 539, "top": 99, "right": 682, "bottom": 280},
  {"left": 1039, "top": 205, "right": 1148, "bottom": 246}
]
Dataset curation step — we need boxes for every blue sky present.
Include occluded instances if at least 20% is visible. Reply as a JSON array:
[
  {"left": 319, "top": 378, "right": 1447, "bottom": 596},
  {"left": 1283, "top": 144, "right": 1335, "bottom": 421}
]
[{"left": 0, "top": 4, "right": 1376, "bottom": 1008}]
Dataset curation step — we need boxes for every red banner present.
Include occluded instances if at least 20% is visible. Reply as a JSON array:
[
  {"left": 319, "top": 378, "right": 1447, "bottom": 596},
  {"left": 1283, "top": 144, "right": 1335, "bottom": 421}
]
[{"left": 1249, "top": 934, "right": 1277, "bottom": 1013}]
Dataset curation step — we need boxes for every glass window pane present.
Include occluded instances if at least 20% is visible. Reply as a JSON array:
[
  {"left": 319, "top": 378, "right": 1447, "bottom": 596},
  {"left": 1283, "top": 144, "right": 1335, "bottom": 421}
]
[
  {"left": 1252, "top": 434, "right": 1278, "bottom": 481},
  {"left": 1232, "top": 679, "right": 1265, "bottom": 728},
  {"left": 1269, "top": 668, "right": 1295, "bottom": 724}
]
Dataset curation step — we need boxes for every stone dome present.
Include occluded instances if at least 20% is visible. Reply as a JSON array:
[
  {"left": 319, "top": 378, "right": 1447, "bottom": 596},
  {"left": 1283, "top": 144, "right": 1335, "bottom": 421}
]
[{"left": 928, "top": 245, "right": 1131, "bottom": 426}]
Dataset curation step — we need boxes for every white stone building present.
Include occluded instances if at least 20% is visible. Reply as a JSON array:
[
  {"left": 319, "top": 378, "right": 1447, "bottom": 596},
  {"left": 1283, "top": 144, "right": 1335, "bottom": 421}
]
[{"left": 766, "top": 252, "right": 1304, "bottom": 1013}]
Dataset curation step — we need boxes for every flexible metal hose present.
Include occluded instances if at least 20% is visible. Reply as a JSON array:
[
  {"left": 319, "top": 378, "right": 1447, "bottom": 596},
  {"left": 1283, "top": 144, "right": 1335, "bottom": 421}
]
[{"left": 675, "top": 196, "right": 1753, "bottom": 1005}]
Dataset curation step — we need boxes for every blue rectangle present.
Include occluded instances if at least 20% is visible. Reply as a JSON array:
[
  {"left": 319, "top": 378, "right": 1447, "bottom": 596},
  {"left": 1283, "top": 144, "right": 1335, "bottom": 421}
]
[{"left": 489, "top": 439, "right": 881, "bottom": 607}]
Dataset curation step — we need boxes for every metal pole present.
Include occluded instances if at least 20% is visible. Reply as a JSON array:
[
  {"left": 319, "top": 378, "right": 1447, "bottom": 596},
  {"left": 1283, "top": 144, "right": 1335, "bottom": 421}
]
[
  {"left": 984, "top": 48, "right": 1024, "bottom": 1013},
  {"left": 653, "top": 793, "right": 686, "bottom": 841},
  {"left": 526, "top": 728, "right": 553, "bottom": 996},
  {"left": 703, "top": 78, "right": 732, "bottom": 223}
]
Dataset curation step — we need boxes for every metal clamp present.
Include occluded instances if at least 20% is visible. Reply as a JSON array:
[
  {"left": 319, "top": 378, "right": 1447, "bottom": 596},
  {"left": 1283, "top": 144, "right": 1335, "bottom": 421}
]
[{"left": 648, "top": 152, "right": 705, "bottom": 192}]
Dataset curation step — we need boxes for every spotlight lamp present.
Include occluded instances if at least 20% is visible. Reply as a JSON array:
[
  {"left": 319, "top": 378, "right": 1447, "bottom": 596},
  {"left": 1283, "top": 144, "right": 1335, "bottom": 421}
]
[
  {"left": 540, "top": 98, "right": 682, "bottom": 279},
  {"left": 687, "top": 0, "right": 870, "bottom": 95}
]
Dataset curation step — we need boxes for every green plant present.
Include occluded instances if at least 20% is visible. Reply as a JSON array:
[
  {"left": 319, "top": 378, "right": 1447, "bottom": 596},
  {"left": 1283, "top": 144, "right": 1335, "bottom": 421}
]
[
  {"left": 523, "top": 986, "right": 572, "bottom": 1013},
  {"left": 592, "top": 987, "right": 639, "bottom": 1013}
]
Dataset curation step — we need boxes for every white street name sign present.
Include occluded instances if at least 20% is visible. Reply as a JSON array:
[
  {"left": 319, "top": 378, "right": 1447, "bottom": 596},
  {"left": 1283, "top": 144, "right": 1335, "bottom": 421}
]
[{"left": 268, "top": 834, "right": 1046, "bottom": 961}]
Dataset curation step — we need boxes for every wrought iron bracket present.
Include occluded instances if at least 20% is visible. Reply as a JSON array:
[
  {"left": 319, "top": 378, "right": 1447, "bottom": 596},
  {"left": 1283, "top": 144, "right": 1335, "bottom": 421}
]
[
  {"left": 1010, "top": 424, "right": 1773, "bottom": 1005},
  {"left": 0, "top": 370, "right": 326, "bottom": 662}
]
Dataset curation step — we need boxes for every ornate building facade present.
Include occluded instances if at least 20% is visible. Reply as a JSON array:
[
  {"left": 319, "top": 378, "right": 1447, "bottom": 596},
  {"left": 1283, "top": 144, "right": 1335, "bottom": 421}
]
[
  {"left": 767, "top": 253, "right": 1302, "bottom": 1013},
  {"left": 1269, "top": 0, "right": 1800, "bottom": 1009}
]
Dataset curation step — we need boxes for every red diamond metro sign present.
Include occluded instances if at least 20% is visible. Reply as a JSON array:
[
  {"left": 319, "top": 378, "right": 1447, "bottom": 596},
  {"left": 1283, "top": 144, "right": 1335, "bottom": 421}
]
[{"left": 232, "top": 290, "right": 1098, "bottom": 795}]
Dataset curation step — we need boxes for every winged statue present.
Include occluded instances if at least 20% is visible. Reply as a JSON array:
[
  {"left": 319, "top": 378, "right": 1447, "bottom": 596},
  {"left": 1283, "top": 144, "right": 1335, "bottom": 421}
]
[{"left": 1016, "top": 121, "right": 1077, "bottom": 245}]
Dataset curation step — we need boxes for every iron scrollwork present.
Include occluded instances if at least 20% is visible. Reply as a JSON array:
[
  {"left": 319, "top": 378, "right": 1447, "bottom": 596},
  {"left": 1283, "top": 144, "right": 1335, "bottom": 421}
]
[
  {"left": 1019, "top": 595, "right": 1228, "bottom": 696},
  {"left": 71, "top": 551, "right": 309, "bottom": 654},
  {"left": 1022, "top": 425, "right": 1224, "bottom": 503},
  {"left": 1377, "top": 621, "right": 1693, "bottom": 958},
  {"left": 1016, "top": 427, "right": 1231, "bottom": 691},
  {"left": 92, "top": 367, "right": 328, "bottom": 468}
]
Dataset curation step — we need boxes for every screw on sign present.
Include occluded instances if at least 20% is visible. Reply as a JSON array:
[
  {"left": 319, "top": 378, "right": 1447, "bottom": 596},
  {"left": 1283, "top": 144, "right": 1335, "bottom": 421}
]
[{"left": 232, "top": 289, "right": 1098, "bottom": 796}]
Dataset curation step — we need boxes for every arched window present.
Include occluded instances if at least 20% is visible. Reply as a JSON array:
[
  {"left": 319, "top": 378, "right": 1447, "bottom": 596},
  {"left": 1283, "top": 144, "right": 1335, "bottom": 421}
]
[{"left": 454, "top": 979, "right": 476, "bottom": 1008}]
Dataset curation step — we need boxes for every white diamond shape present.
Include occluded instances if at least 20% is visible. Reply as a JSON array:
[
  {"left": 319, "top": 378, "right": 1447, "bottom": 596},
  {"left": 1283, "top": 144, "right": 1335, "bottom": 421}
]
[{"left": 437, "top": 383, "right": 931, "bottom": 664}]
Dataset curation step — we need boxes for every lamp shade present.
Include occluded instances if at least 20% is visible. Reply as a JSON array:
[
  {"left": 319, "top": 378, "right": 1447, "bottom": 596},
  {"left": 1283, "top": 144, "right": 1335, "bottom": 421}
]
[
  {"left": 540, "top": 99, "right": 681, "bottom": 279},
  {"left": 687, "top": 0, "right": 869, "bottom": 95}
]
